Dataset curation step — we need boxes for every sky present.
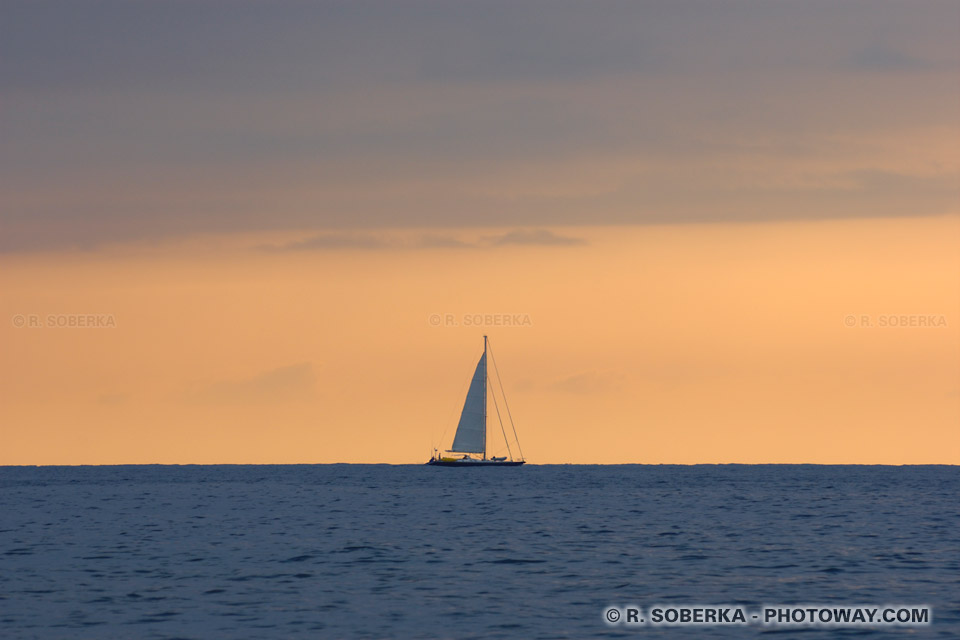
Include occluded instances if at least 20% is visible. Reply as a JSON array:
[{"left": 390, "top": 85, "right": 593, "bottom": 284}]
[{"left": 1, "top": 0, "right": 958, "bottom": 464}]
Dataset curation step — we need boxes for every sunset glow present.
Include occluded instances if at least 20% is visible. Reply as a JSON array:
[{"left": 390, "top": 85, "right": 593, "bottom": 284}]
[{"left": 2, "top": 1, "right": 958, "bottom": 464}]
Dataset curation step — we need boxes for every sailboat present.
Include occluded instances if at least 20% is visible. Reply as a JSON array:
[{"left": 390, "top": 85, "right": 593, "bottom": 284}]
[{"left": 427, "top": 336, "right": 526, "bottom": 467}]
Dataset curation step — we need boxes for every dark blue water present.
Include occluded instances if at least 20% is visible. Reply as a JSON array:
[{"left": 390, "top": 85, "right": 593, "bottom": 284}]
[{"left": 1, "top": 465, "right": 957, "bottom": 638}]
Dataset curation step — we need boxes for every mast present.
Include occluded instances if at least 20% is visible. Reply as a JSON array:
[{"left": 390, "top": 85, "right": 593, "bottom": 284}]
[{"left": 482, "top": 335, "right": 488, "bottom": 460}]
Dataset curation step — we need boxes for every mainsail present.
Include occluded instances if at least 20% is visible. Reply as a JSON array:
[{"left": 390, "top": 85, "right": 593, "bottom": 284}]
[{"left": 450, "top": 352, "right": 486, "bottom": 453}]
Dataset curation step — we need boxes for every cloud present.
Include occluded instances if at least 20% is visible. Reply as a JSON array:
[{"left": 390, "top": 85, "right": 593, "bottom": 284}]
[
  {"left": 257, "top": 229, "right": 587, "bottom": 251},
  {"left": 550, "top": 371, "right": 625, "bottom": 395},
  {"left": 415, "top": 233, "right": 476, "bottom": 249},
  {"left": 2, "top": 1, "right": 958, "bottom": 252},
  {"left": 258, "top": 233, "right": 388, "bottom": 251},
  {"left": 486, "top": 229, "right": 587, "bottom": 247},
  {"left": 186, "top": 362, "right": 317, "bottom": 404}
]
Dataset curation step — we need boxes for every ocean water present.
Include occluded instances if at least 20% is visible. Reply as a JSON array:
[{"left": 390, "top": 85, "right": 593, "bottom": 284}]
[{"left": 0, "top": 465, "right": 957, "bottom": 639}]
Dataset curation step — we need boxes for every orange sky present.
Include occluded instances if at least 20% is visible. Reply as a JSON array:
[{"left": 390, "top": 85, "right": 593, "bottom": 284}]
[
  {"left": 2, "top": 217, "right": 957, "bottom": 464},
  {"left": 2, "top": 2, "right": 959, "bottom": 464}
]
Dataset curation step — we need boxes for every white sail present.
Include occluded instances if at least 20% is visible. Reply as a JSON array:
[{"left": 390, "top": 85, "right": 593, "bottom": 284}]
[{"left": 450, "top": 352, "right": 486, "bottom": 454}]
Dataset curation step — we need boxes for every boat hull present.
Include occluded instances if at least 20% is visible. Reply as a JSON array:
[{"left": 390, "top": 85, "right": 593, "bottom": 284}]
[{"left": 426, "top": 459, "right": 525, "bottom": 467}]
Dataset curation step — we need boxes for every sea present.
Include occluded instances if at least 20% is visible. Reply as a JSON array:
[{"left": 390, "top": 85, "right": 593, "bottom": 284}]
[{"left": 1, "top": 465, "right": 957, "bottom": 639}]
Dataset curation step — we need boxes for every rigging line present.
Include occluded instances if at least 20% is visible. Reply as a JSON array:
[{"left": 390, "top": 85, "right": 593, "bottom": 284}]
[
  {"left": 487, "top": 338, "right": 525, "bottom": 461},
  {"left": 488, "top": 376, "right": 513, "bottom": 460}
]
